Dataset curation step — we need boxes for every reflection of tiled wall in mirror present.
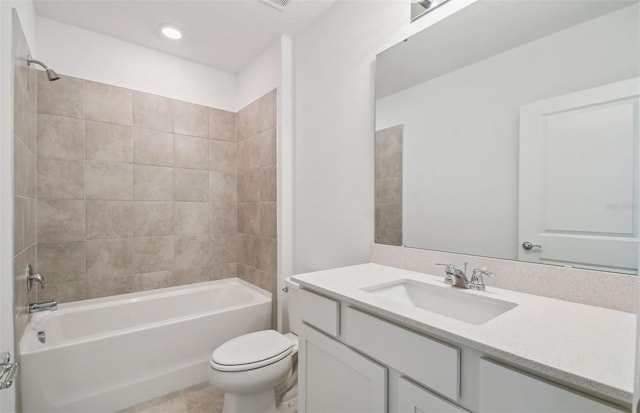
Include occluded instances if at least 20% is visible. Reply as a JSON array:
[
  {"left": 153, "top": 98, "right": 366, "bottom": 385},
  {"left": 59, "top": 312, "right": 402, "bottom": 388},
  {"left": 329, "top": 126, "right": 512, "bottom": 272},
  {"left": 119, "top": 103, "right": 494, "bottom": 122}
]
[{"left": 375, "top": 125, "right": 403, "bottom": 246}]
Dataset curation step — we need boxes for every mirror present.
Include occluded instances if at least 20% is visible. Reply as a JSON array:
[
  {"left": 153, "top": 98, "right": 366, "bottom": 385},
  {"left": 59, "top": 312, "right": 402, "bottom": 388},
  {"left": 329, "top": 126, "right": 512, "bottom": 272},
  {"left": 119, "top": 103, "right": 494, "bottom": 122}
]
[{"left": 375, "top": 0, "right": 640, "bottom": 274}]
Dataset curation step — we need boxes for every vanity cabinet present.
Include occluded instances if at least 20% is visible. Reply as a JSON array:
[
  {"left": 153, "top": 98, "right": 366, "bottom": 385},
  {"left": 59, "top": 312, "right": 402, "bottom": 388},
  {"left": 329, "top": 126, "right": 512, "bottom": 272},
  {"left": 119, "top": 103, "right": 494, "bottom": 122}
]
[
  {"left": 295, "top": 288, "right": 626, "bottom": 413},
  {"left": 398, "top": 377, "right": 469, "bottom": 413},
  {"left": 478, "top": 359, "right": 625, "bottom": 413},
  {"left": 298, "top": 323, "right": 387, "bottom": 413}
]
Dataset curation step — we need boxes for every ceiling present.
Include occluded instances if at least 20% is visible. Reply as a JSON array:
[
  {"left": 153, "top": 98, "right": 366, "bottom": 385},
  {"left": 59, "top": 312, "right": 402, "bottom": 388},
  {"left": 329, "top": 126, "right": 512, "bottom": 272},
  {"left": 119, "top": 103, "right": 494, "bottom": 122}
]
[{"left": 33, "top": 0, "right": 337, "bottom": 73}]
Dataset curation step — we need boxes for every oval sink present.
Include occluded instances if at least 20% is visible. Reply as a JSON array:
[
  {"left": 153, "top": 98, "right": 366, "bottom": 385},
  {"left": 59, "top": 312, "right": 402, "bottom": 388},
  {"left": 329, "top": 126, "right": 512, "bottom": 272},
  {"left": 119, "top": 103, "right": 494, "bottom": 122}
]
[{"left": 362, "top": 279, "right": 517, "bottom": 325}]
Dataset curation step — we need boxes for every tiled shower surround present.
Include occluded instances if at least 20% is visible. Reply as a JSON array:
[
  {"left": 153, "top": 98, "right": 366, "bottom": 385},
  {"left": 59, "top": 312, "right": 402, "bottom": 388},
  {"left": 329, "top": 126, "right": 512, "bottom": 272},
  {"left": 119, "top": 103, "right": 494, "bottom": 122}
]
[{"left": 31, "top": 72, "right": 277, "bottom": 311}]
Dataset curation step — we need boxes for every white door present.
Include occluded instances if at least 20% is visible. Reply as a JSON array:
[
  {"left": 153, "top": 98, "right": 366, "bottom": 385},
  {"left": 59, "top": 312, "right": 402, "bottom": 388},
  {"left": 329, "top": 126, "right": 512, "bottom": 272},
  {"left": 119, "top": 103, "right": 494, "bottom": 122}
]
[{"left": 519, "top": 78, "right": 640, "bottom": 273}]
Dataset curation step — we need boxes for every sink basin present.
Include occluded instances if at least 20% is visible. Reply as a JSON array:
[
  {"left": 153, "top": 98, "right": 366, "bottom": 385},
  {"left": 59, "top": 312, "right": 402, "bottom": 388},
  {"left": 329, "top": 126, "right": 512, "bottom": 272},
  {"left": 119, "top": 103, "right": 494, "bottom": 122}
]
[{"left": 362, "top": 279, "right": 517, "bottom": 325}]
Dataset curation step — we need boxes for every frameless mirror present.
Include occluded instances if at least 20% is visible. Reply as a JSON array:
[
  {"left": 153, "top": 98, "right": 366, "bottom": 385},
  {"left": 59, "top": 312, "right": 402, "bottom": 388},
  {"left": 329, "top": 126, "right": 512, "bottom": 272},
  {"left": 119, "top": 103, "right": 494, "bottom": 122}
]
[{"left": 375, "top": 0, "right": 640, "bottom": 274}]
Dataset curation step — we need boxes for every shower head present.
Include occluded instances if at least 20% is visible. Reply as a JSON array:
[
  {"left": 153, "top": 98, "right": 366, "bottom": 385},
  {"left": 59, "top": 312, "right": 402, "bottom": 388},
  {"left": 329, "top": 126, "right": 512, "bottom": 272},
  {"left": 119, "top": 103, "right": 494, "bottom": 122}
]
[
  {"left": 45, "top": 68, "right": 60, "bottom": 81},
  {"left": 26, "top": 56, "right": 60, "bottom": 81}
]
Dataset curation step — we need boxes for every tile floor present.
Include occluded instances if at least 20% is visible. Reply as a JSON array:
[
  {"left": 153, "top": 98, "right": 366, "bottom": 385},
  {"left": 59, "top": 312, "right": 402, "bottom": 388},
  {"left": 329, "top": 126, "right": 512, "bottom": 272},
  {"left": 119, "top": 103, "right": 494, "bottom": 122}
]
[{"left": 119, "top": 383, "right": 224, "bottom": 413}]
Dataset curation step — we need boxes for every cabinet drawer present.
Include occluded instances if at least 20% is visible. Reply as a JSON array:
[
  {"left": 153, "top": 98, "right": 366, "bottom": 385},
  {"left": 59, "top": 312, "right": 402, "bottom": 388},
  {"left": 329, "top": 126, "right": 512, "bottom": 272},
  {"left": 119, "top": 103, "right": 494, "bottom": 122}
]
[
  {"left": 479, "top": 359, "right": 625, "bottom": 413},
  {"left": 342, "top": 306, "right": 460, "bottom": 400},
  {"left": 398, "top": 376, "right": 468, "bottom": 413},
  {"left": 298, "top": 289, "right": 340, "bottom": 337}
]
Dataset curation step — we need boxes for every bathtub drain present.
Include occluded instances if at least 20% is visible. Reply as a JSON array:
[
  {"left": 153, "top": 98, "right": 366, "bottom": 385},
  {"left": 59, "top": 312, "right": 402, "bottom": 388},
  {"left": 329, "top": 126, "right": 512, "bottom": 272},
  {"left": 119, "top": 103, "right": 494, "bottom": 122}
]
[{"left": 37, "top": 331, "right": 45, "bottom": 344}]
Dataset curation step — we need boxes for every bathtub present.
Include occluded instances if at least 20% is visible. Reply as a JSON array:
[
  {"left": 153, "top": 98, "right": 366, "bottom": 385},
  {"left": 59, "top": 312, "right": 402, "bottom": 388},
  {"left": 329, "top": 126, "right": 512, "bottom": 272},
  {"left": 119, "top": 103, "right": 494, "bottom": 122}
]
[{"left": 19, "top": 278, "right": 271, "bottom": 413}]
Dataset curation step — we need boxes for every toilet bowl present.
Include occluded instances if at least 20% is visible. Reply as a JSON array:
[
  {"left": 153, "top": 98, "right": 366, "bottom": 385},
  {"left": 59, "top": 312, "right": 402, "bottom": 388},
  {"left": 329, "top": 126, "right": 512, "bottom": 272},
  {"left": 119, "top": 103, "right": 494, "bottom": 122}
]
[{"left": 209, "top": 278, "right": 301, "bottom": 413}]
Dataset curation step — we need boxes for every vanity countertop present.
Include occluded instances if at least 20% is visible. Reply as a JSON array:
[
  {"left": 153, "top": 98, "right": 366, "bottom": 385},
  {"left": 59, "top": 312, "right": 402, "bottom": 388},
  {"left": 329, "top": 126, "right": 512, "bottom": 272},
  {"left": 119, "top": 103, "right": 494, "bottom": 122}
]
[{"left": 290, "top": 263, "right": 636, "bottom": 404}]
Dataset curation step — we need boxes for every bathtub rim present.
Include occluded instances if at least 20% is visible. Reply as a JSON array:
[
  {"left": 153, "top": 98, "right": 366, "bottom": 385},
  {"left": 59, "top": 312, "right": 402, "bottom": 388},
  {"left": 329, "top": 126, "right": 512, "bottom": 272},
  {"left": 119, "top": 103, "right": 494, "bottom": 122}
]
[{"left": 20, "top": 277, "right": 272, "bottom": 354}]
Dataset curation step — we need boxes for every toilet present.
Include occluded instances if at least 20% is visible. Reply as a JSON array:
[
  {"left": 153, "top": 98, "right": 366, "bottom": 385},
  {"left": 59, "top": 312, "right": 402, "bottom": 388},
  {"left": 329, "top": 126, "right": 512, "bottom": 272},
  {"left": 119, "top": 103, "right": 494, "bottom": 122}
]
[{"left": 208, "top": 279, "right": 301, "bottom": 413}]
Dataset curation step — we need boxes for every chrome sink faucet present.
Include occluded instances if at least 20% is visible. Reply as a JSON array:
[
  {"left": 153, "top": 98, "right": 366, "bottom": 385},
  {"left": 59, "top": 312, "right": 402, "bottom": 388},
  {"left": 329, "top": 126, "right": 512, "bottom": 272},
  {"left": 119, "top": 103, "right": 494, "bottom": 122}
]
[
  {"left": 436, "top": 263, "right": 494, "bottom": 290},
  {"left": 436, "top": 263, "right": 469, "bottom": 288}
]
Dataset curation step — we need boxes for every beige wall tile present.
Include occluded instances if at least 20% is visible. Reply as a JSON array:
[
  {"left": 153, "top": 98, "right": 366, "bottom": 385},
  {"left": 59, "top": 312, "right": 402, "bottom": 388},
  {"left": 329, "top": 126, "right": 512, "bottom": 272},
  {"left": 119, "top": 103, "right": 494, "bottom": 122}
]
[
  {"left": 211, "top": 233, "right": 237, "bottom": 264},
  {"left": 14, "top": 197, "right": 24, "bottom": 252},
  {"left": 174, "top": 234, "right": 209, "bottom": 270},
  {"left": 210, "top": 202, "right": 237, "bottom": 234},
  {"left": 24, "top": 197, "right": 36, "bottom": 247},
  {"left": 86, "top": 120, "right": 133, "bottom": 163},
  {"left": 133, "top": 91, "right": 173, "bottom": 132},
  {"left": 210, "top": 262, "right": 237, "bottom": 280},
  {"left": 174, "top": 134, "right": 209, "bottom": 170},
  {"left": 37, "top": 159, "right": 84, "bottom": 199},
  {"left": 237, "top": 169, "right": 260, "bottom": 202},
  {"left": 37, "top": 199, "right": 85, "bottom": 242},
  {"left": 237, "top": 89, "right": 277, "bottom": 141},
  {"left": 173, "top": 100, "right": 208, "bottom": 138},
  {"left": 209, "top": 140, "right": 237, "bottom": 172},
  {"left": 256, "top": 237, "right": 277, "bottom": 275},
  {"left": 375, "top": 178, "right": 402, "bottom": 205},
  {"left": 131, "top": 270, "right": 174, "bottom": 292},
  {"left": 133, "top": 127, "right": 174, "bottom": 166},
  {"left": 260, "top": 202, "right": 277, "bottom": 239},
  {"left": 87, "top": 275, "right": 133, "bottom": 299},
  {"left": 174, "top": 267, "right": 210, "bottom": 285},
  {"left": 86, "top": 201, "right": 134, "bottom": 239},
  {"left": 375, "top": 124, "right": 403, "bottom": 156},
  {"left": 134, "top": 236, "right": 174, "bottom": 273},
  {"left": 237, "top": 233, "right": 258, "bottom": 268},
  {"left": 86, "top": 239, "right": 133, "bottom": 278},
  {"left": 174, "top": 202, "right": 208, "bottom": 235},
  {"left": 209, "top": 108, "right": 236, "bottom": 142},
  {"left": 174, "top": 168, "right": 208, "bottom": 201},
  {"left": 376, "top": 229, "right": 402, "bottom": 246},
  {"left": 209, "top": 171, "right": 237, "bottom": 202},
  {"left": 85, "top": 161, "right": 133, "bottom": 200},
  {"left": 376, "top": 204, "right": 402, "bottom": 230},
  {"left": 36, "top": 113, "right": 85, "bottom": 160},
  {"left": 38, "top": 280, "right": 89, "bottom": 303},
  {"left": 37, "top": 72, "right": 84, "bottom": 118},
  {"left": 14, "top": 138, "right": 36, "bottom": 198},
  {"left": 134, "top": 165, "right": 173, "bottom": 201},
  {"left": 37, "top": 241, "right": 86, "bottom": 283},
  {"left": 238, "top": 202, "right": 259, "bottom": 235},
  {"left": 135, "top": 201, "right": 174, "bottom": 237},
  {"left": 260, "top": 165, "right": 277, "bottom": 201},
  {"left": 237, "top": 128, "right": 276, "bottom": 171},
  {"left": 375, "top": 153, "right": 402, "bottom": 179},
  {"left": 85, "top": 81, "right": 133, "bottom": 125}
]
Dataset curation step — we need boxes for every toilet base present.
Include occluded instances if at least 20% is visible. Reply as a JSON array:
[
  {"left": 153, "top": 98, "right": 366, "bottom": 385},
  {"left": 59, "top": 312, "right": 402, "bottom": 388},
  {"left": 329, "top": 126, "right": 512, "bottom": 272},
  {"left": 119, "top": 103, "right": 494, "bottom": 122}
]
[{"left": 222, "top": 389, "right": 276, "bottom": 413}]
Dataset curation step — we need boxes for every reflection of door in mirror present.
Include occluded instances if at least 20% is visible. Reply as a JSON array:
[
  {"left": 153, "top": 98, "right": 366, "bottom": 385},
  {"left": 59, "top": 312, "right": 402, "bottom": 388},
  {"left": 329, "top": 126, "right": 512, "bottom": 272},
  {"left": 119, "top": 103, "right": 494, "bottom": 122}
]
[
  {"left": 375, "top": 125, "right": 403, "bottom": 246},
  {"left": 519, "top": 78, "right": 639, "bottom": 274}
]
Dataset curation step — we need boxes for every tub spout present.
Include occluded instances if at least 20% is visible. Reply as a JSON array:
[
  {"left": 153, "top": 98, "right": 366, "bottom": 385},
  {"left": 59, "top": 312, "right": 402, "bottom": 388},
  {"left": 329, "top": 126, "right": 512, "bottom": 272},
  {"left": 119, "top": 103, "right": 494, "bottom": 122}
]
[{"left": 28, "top": 300, "right": 57, "bottom": 313}]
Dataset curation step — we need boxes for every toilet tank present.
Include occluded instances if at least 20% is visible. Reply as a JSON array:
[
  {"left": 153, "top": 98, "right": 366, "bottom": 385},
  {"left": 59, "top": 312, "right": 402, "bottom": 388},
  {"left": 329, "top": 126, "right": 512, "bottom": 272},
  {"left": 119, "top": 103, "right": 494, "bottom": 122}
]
[{"left": 284, "top": 277, "right": 303, "bottom": 334}]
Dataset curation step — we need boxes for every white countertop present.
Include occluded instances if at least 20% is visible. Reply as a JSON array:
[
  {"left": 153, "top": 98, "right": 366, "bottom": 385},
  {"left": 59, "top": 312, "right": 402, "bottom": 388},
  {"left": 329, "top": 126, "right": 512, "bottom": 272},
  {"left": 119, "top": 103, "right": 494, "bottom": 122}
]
[{"left": 291, "top": 263, "right": 636, "bottom": 404}]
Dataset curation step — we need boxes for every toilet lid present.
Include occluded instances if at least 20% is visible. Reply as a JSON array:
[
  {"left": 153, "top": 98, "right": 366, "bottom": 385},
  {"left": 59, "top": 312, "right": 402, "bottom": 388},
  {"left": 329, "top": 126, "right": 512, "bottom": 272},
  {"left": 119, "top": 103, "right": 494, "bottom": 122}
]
[{"left": 210, "top": 330, "right": 293, "bottom": 372}]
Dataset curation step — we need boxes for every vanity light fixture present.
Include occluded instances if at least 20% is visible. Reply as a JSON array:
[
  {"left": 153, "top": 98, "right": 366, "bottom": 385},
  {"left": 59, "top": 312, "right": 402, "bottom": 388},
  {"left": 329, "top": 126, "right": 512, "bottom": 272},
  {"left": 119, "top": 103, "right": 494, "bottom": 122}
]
[
  {"left": 411, "top": 0, "right": 451, "bottom": 22},
  {"left": 160, "top": 24, "right": 182, "bottom": 40}
]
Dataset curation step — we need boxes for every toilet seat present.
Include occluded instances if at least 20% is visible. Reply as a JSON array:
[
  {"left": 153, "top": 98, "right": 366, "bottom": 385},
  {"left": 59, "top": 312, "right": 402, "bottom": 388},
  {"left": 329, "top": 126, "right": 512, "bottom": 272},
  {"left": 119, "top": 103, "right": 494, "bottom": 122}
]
[{"left": 210, "top": 330, "right": 294, "bottom": 372}]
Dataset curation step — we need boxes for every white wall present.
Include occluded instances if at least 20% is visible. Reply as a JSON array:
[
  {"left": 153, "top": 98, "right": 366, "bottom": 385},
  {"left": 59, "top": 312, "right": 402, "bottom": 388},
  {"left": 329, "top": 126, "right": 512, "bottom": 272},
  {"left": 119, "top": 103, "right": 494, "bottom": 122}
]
[
  {"left": 292, "top": 0, "right": 476, "bottom": 273},
  {"left": 236, "top": 39, "right": 281, "bottom": 111},
  {"left": 35, "top": 17, "right": 237, "bottom": 111},
  {"left": 376, "top": 5, "right": 639, "bottom": 260},
  {"left": 0, "top": 2, "right": 36, "bottom": 412}
]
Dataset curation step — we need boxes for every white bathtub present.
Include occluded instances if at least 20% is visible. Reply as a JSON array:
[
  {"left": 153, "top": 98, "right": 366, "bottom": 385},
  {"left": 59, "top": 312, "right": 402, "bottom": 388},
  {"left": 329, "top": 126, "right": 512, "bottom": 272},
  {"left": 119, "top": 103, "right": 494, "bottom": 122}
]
[{"left": 19, "top": 278, "right": 271, "bottom": 413}]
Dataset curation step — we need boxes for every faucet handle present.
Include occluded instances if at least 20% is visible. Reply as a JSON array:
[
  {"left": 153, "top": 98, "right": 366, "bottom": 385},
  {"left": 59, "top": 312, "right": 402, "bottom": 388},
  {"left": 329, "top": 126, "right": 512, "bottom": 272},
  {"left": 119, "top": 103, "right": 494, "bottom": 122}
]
[
  {"left": 435, "top": 264, "right": 455, "bottom": 285},
  {"left": 469, "top": 268, "right": 493, "bottom": 291}
]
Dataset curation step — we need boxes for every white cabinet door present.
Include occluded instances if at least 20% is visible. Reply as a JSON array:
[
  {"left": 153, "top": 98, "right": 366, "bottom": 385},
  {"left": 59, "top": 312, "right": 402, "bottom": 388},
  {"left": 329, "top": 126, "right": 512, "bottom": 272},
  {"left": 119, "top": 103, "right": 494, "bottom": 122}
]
[
  {"left": 299, "top": 324, "right": 387, "bottom": 413},
  {"left": 479, "top": 359, "right": 625, "bottom": 413},
  {"left": 397, "top": 377, "right": 468, "bottom": 413},
  {"left": 519, "top": 78, "right": 639, "bottom": 273}
]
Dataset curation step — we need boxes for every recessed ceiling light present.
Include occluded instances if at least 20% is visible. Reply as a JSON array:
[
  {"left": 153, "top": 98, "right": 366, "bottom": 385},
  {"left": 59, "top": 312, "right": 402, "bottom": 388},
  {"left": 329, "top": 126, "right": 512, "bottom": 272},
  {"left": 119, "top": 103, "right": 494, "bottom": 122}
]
[{"left": 160, "top": 24, "right": 182, "bottom": 40}]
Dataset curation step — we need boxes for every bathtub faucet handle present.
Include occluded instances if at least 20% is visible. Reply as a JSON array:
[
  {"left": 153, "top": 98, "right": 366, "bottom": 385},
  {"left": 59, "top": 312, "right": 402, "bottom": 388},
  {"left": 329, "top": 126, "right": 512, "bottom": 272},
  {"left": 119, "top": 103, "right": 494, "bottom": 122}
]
[{"left": 26, "top": 264, "right": 45, "bottom": 291}]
